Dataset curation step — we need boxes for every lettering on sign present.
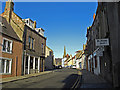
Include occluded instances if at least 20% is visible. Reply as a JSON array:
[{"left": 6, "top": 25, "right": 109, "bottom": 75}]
[{"left": 95, "top": 39, "right": 109, "bottom": 46}]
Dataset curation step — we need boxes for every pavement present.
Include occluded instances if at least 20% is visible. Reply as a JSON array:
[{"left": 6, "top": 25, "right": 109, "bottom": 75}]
[
  {"left": 80, "top": 69, "right": 113, "bottom": 88},
  {"left": 0, "top": 70, "right": 54, "bottom": 84}
]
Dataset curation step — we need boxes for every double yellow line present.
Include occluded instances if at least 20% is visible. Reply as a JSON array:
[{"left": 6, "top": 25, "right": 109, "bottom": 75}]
[{"left": 71, "top": 70, "right": 82, "bottom": 88}]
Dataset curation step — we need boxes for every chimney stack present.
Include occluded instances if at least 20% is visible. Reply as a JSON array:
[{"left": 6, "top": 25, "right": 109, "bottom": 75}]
[
  {"left": 4, "top": 0, "right": 14, "bottom": 23},
  {"left": 93, "top": 13, "right": 96, "bottom": 20},
  {"left": 33, "top": 21, "right": 36, "bottom": 29}
]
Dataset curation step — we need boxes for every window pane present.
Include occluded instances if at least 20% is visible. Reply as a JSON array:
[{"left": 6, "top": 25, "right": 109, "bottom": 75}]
[
  {"left": 30, "top": 57, "right": 33, "bottom": 69},
  {"left": 26, "top": 20, "right": 28, "bottom": 23},
  {"left": 35, "top": 58, "right": 38, "bottom": 69},
  {"left": 6, "top": 60, "right": 10, "bottom": 73},
  {"left": 32, "top": 38, "right": 34, "bottom": 49},
  {"left": 41, "top": 43, "right": 43, "bottom": 53},
  {"left": 26, "top": 56, "right": 28, "bottom": 69},
  {"left": 1, "top": 60, "right": 5, "bottom": 73},
  {"left": 7, "top": 41, "right": 11, "bottom": 52},
  {"left": 29, "top": 37, "right": 31, "bottom": 49},
  {"left": 3, "top": 40, "right": 6, "bottom": 51}
]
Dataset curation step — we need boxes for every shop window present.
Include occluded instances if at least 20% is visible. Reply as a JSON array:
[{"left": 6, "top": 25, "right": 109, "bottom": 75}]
[
  {"left": 35, "top": 58, "right": 38, "bottom": 69},
  {"left": 30, "top": 57, "right": 33, "bottom": 69},
  {"left": 25, "top": 56, "right": 28, "bottom": 69}
]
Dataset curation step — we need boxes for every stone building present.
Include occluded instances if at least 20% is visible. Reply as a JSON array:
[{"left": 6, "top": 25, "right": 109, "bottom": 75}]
[
  {"left": 0, "top": 17, "right": 23, "bottom": 78},
  {"left": 23, "top": 18, "right": 46, "bottom": 74},
  {"left": 55, "top": 58, "right": 62, "bottom": 66},
  {"left": 100, "top": 2, "right": 120, "bottom": 88},
  {"left": 75, "top": 44, "right": 86, "bottom": 70},
  {"left": 85, "top": 2, "right": 120, "bottom": 87}
]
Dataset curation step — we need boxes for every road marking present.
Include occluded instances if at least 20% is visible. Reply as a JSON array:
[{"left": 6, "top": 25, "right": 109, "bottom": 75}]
[{"left": 71, "top": 70, "right": 82, "bottom": 88}]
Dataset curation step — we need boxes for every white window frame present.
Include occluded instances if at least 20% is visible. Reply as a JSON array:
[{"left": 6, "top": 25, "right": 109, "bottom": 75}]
[
  {"left": 2, "top": 38, "right": 13, "bottom": 54},
  {"left": 0, "top": 57, "right": 12, "bottom": 74}
]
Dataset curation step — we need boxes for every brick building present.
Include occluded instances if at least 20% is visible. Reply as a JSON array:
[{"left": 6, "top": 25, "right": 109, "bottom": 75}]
[{"left": 0, "top": 17, "right": 23, "bottom": 78}]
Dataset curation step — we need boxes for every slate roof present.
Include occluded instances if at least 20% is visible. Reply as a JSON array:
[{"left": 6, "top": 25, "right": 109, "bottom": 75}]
[{"left": 0, "top": 16, "right": 21, "bottom": 41}]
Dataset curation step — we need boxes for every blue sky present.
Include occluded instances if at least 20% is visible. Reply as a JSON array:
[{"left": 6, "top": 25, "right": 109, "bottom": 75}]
[{"left": 2, "top": 2, "right": 98, "bottom": 58}]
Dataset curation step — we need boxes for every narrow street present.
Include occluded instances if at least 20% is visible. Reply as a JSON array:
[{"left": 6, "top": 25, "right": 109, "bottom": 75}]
[{"left": 2, "top": 68, "right": 81, "bottom": 88}]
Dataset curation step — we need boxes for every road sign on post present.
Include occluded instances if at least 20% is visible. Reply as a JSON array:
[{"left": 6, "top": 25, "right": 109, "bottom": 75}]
[{"left": 95, "top": 38, "right": 109, "bottom": 46}]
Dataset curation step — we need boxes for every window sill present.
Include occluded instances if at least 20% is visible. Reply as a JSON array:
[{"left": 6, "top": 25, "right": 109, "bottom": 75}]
[
  {"left": 28, "top": 49, "right": 35, "bottom": 52},
  {"left": 2, "top": 51, "right": 12, "bottom": 54},
  {"left": 0, "top": 73, "right": 12, "bottom": 75}
]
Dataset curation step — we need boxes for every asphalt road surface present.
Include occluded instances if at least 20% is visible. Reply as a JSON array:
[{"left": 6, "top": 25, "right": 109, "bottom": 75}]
[{"left": 2, "top": 68, "right": 81, "bottom": 88}]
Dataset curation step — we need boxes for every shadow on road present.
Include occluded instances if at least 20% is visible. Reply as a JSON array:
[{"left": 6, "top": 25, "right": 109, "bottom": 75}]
[{"left": 62, "top": 74, "right": 79, "bottom": 88}]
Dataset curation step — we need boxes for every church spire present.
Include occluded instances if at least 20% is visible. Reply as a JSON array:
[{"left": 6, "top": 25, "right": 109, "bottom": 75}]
[{"left": 63, "top": 46, "right": 66, "bottom": 58}]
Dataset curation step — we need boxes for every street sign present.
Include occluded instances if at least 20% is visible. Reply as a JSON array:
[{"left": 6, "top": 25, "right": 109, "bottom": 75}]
[
  {"left": 96, "top": 50, "right": 103, "bottom": 56},
  {"left": 95, "top": 39, "right": 109, "bottom": 46},
  {"left": 93, "top": 47, "right": 104, "bottom": 56}
]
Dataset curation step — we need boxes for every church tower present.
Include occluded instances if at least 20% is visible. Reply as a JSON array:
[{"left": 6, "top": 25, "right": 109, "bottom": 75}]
[{"left": 63, "top": 46, "right": 66, "bottom": 58}]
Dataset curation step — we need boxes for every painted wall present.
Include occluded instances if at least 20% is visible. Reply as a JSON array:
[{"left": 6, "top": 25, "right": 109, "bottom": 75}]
[{"left": 45, "top": 46, "right": 54, "bottom": 70}]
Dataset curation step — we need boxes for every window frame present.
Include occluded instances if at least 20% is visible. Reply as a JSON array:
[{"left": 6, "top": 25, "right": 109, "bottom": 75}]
[
  {"left": 31, "top": 38, "right": 34, "bottom": 50},
  {"left": 41, "top": 43, "right": 44, "bottom": 54},
  {"left": 0, "top": 57, "right": 12, "bottom": 75},
  {"left": 2, "top": 38, "right": 13, "bottom": 54},
  {"left": 28, "top": 36, "right": 31, "bottom": 49},
  {"left": 28, "top": 36, "right": 35, "bottom": 50}
]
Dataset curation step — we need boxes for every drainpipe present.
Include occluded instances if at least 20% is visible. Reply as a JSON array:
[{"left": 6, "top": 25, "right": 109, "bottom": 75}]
[{"left": 21, "top": 25, "right": 27, "bottom": 76}]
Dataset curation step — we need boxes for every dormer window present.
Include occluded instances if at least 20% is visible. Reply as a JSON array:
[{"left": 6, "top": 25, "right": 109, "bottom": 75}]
[
  {"left": 39, "top": 29, "right": 40, "bottom": 33},
  {"left": 26, "top": 20, "right": 28, "bottom": 24}
]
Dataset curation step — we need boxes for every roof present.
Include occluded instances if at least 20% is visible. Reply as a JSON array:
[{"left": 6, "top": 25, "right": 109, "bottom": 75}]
[
  {"left": 0, "top": 16, "right": 21, "bottom": 41},
  {"left": 75, "top": 50, "right": 82, "bottom": 53},
  {"left": 46, "top": 46, "right": 53, "bottom": 52},
  {"left": 40, "top": 28, "right": 45, "bottom": 32},
  {"left": 25, "top": 24, "right": 47, "bottom": 40},
  {"left": 75, "top": 51, "right": 83, "bottom": 59}
]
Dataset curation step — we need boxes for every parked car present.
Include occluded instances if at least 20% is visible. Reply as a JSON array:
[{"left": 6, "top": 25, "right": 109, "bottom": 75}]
[
  {"left": 58, "top": 65, "right": 62, "bottom": 69},
  {"left": 55, "top": 65, "right": 62, "bottom": 69},
  {"left": 71, "top": 65, "right": 76, "bottom": 69}
]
